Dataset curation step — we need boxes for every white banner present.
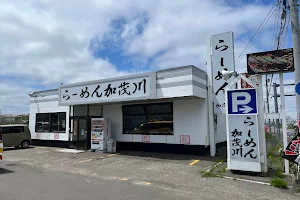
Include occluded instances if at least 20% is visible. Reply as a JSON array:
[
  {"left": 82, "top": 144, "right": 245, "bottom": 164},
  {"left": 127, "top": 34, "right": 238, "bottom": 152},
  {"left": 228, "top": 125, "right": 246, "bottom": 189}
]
[
  {"left": 210, "top": 32, "right": 235, "bottom": 114},
  {"left": 59, "top": 74, "right": 155, "bottom": 105}
]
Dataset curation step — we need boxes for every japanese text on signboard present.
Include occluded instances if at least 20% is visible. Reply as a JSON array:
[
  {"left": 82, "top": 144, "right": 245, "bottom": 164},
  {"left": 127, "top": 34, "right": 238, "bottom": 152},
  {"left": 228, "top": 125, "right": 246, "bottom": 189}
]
[
  {"left": 229, "top": 115, "right": 259, "bottom": 162},
  {"left": 211, "top": 32, "right": 235, "bottom": 113},
  {"left": 59, "top": 76, "right": 151, "bottom": 105}
]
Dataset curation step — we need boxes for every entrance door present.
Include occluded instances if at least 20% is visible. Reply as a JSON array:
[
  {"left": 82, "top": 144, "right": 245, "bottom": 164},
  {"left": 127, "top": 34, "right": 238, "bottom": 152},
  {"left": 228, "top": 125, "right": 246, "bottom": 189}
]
[
  {"left": 78, "top": 118, "right": 87, "bottom": 150},
  {"left": 69, "top": 118, "right": 87, "bottom": 150}
]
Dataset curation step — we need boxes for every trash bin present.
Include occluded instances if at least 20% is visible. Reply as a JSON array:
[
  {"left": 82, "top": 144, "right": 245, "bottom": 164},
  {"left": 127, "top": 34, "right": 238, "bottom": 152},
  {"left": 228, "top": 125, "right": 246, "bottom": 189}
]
[{"left": 107, "top": 139, "right": 115, "bottom": 153}]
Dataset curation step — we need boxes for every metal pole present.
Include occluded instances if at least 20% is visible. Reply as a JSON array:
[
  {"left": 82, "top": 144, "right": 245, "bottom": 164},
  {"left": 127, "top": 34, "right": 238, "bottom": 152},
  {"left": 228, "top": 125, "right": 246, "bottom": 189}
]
[
  {"left": 273, "top": 83, "right": 281, "bottom": 139},
  {"left": 266, "top": 75, "right": 272, "bottom": 134},
  {"left": 289, "top": 0, "right": 300, "bottom": 134},
  {"left": 279, "top": 73, "right": 289, "bottom": 174},
  {"left": 258, "top": 75, "right": 268, "bottom": 172},
  {"left": 206, "top": 36, "right": 216, "bottom": 156}
]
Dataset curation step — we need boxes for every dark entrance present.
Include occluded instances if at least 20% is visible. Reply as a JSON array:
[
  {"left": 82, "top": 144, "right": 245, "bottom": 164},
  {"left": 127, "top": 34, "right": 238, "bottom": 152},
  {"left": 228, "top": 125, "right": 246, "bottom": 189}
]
[
  {"left": 69, "top": 117, "right": 88, "bottom": 150},
  {"left": 68, "top": 105, "right": 102, "bottom": 150}
]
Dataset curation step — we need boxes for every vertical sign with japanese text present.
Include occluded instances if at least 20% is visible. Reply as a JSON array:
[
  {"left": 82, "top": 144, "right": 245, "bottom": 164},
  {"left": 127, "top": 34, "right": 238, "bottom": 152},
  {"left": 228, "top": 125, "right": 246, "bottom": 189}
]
[
  {"left": 210, "top": 32, "right": 235, "bottom": 113},
  {"left": 229, "top": 115, "right": 260, "bottom": 163},
  {"left": 227, "top": 88, "right": 261, "bottom": 172}
]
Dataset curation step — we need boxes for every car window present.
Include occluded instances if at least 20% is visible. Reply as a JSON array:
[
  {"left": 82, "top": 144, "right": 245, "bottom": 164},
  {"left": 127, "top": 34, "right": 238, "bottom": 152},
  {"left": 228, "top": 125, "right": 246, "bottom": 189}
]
[{"left": 3, "top": 126, "right": 25, "bottom": 134}]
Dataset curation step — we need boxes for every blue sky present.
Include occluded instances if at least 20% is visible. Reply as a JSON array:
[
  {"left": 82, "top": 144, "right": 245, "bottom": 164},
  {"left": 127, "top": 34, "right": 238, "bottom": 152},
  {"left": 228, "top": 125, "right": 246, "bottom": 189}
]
[{"left": 0, "top": 0, "right": 297, "bottom": 118}]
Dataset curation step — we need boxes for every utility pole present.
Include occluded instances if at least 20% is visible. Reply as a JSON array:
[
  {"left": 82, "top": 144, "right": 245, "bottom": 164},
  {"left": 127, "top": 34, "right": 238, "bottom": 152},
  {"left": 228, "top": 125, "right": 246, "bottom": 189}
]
[
  {"left": 289, "top": 0, "right": 300, "bottom": 132},
  {"left": 289, "top": 0, "right": 300, "bottom": 181},
  {"left": 266, "top": 75, "right": 271, "bottom": 133},
  {"left": 273, "top": 83, "right": 281, "bottom": 139}
]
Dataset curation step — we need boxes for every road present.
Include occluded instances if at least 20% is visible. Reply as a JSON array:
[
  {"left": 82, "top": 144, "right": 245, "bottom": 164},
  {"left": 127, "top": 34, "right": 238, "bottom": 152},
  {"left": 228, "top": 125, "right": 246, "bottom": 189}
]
[
  {"left": 0, "top": 162, "right": 193, "bottom": 200},
  {"left": 0, "top": 146, "right": 299, "bottom": 200}
]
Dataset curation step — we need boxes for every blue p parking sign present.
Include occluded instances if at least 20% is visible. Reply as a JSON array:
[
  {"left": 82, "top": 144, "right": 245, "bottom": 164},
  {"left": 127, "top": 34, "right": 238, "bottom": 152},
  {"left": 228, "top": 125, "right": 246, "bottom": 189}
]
[
  {"left": 227, "top": 88, "right": 257, "bottom": 115},
  {"left": 295, "top": 82, "right": 300, "bottom": 96}
]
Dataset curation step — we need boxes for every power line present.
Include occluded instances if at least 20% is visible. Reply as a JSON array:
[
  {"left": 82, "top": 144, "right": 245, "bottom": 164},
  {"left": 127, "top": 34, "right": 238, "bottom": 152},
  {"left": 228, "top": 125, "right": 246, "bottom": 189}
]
[
  {"left": 281, "top": 13, "right": 291, "bottom": 48},
  {"left": 272, "top": 1, "right": 281, "bottom": 49},
  {"left": 235, "top": 3, "right": 276, "bottom": 65}
]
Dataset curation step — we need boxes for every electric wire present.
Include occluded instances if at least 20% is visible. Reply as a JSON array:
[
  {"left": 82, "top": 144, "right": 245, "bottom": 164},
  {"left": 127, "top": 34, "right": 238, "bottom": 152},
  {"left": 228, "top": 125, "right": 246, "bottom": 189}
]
[
  {"left": 272, "top": 1, "right": 281, "bottom": 49},
  {"left": 235, "top": 3, "right": 276, "bottom": 65}
]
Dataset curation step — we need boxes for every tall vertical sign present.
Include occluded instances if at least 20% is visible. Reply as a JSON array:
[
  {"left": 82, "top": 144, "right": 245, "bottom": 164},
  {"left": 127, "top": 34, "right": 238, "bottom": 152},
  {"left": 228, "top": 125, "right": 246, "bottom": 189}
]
[
  {"left": 226, "top": 88, "right": 261, "bottom": 172},
  {"left": 207, "top": 32, "right": 235, "bottom": 148},
  {"left": 211, "top": 32, "right": 235, "bottom": 112}
]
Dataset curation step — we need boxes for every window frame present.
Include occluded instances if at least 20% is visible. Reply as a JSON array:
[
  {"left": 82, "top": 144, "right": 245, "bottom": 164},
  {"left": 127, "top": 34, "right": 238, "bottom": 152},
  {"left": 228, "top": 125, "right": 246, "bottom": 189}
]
[
  {"left": 122, "top": 102, "right": 173, "bottom": 135},
  {"left": 35, "top": 112, "right": 66, "bottom": 133}
]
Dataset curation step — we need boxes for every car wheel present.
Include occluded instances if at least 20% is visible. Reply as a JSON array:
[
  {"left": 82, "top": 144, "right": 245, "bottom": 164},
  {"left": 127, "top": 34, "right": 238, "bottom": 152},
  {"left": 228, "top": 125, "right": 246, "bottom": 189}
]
[{"left": 21, "top": 140, "right": 30, "bottom": 149}]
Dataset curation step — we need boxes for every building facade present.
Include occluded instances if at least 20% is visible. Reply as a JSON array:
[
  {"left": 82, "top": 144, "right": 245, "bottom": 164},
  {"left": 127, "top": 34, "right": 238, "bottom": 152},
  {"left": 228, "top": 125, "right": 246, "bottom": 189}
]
[{"left": 29, "top": 65, "right": 223, "bottom": 150}]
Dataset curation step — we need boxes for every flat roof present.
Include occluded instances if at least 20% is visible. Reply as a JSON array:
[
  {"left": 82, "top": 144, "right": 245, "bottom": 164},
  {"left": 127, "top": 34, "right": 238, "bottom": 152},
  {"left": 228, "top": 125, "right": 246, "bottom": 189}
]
[
  {"left": 29, "top": 65, "right": 204, "bottom": 95},
  {"left": 0, "top": 124, "right": 28, "bottom": 127}
]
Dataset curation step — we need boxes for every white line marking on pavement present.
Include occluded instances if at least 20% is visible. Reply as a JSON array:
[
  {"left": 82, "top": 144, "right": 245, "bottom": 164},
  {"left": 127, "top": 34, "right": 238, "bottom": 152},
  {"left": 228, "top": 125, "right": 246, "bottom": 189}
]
[{"left": 76, "top": 159, "right": 93, "bottom": 164}]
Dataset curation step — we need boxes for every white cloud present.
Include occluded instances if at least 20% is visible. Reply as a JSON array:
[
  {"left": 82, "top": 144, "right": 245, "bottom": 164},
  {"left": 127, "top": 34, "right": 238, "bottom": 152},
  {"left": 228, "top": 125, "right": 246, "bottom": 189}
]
[{"left": 0, "top": 0, "right": 292, "bottom": 115}]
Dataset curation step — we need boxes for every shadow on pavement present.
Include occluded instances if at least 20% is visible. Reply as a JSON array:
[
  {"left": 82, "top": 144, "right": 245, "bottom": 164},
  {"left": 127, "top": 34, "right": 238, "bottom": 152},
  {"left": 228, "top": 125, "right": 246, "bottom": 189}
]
[
  {"left": 116, "top": 142, "right": 227, "bottom": 162},
  {"left": 117, "top": 150, "right": 223, "bottom": 162},
  {"left": 4, "top": 146, "right": 35, "bottom": 151},
  {"left": 0, "top": 167, "right": 14, "bottom": 175}
]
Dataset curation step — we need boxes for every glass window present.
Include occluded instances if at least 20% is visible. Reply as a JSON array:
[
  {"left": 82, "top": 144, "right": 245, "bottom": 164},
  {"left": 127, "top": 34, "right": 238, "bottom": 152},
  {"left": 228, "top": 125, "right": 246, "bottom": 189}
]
[
  {"left": 122, "top": 106, "right": 145, "bottom": 115},
  {"left": 59, "top": 113, "right": 66, "bottom": 132},
  {"left": 8, "top": 126, "right": 25, "bottom": 133},
  {"left": 36, "top": 113, "right": 50, "bottom": 132},
  {"left": 123, "top": 115, "right": 147, "bottom": 134},
  {"left": 35, "top": 112, "right": 66, "bottom": 133},
  {"left": 2, "top": 126, "right": 24, "bottom": 134},
  {"left": 51, "top": 113, "right": 59, "bottom": 132},
  {"left": 74, "top": 105, "right": 87, "bottom": 116},
  {"left": 122, "top": 103, "right": 173, "bottom": 135},
  {"left": 146, "top": 104, "right": 172, "bottom": 114},
  {"left": 147, "top": 115, "right": 173, "bottom": 134},
  {"left": 1, "top": 127, "right": 8, "bottom": 134}
]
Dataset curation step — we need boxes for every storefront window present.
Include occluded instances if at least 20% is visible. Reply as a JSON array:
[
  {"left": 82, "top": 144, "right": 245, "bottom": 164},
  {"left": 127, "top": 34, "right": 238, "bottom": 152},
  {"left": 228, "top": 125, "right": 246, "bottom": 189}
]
[
  {"left": 124, "top": 115, "right": 147, "bottom": 134},
  {"left": 122, "top": 103, "right": 173, "bottom": 135},
  {"left": 36, "top": 113, "right": 50, "bottom": 132},
  {"left": 36, "top": 112, "right": 66, "bottom": 132},
  {"left": 50, "top": 113, "right": 66, "bottom": 132}
]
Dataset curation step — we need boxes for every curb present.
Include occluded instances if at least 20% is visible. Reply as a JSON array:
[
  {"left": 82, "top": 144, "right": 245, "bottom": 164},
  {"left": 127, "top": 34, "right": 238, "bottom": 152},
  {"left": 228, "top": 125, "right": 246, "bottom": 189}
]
[
  {"left": 204, "top": 161, "right": 224, "bottom": 173},
  {"left": 220, "top": 175, "right": 270, "bottom": 186},
  {"left": 220, "top": 175, "right": 293, "bottom": 189},
  {"left": 203, "top": 161, "right": 294, "bottom": 189}
]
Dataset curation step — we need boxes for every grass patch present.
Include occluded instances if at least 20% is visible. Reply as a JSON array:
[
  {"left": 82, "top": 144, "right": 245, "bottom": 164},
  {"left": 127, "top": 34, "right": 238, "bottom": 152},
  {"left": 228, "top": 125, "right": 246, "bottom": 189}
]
[
  {"left": 265, "top": 131, "right": 276, "bottom": 140},
  {"left": 270, "top": 178, "right": 288, "bottom": 189},
  {"left": 295, "top": 186, "right": 300, "bottom": 193},
  {"left": 274, "top": 169, "right": 285, "bottom": 178},
  {"left": 217, "top": 166, "right": 227, "bottom": 174},
  {"left": 202, "top": 167, "right": 218, "bottom": 178},
  {"left": 202, "top": 161, "right": 227, "bottom": 178}
]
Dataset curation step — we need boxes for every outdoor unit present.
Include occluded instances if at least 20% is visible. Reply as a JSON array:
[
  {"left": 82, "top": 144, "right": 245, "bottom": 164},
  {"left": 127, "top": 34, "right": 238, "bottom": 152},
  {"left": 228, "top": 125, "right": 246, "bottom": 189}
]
[{"left": 90, "top": 118, "right": 111, "bottom": 151}]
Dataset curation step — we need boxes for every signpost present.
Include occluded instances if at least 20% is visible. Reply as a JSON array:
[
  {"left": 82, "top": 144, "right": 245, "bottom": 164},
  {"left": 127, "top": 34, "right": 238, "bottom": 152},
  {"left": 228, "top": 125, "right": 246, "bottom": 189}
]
[
  {"left": 226, "top": 87, "right": 262, "bottom": 172},
  {"left": 207, "top": 31, "right": 235, "bottom": 156}
]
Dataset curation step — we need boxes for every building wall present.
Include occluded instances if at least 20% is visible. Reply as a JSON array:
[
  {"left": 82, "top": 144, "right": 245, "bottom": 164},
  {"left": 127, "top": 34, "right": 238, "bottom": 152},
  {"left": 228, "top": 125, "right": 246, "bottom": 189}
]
[
  {"left": 156, "top": 66, "right": 207, "bottom": 99},
  {"left": 102, "top": 98, "right": 208, "bottom": 145},
  {"left": 29, "top": 65, "right": 211, "bottom": 145},
  {"left": 29, "top": 90, "right": 69, "bottom": 141}
]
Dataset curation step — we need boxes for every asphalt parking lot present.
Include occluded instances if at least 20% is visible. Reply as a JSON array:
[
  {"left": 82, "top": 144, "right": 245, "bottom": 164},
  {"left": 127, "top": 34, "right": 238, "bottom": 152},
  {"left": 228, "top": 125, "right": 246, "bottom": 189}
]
[
  {"left": 3, "top": 146, "right": 217, "bottom": 187},
  {"left": 1, "top": 146, "right": 300, "bottom": 199}
]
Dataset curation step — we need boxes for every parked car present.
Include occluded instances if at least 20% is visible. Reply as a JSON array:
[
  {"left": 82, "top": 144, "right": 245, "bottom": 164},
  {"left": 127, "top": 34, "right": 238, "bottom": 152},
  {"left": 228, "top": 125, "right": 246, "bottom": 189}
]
[{"left": 0, "top": 124, "right": 31, "bottom": 148}]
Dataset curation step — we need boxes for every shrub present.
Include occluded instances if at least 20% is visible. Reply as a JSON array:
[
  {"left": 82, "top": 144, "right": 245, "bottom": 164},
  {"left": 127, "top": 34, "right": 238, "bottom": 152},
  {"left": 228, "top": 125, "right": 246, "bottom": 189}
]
[
  {"left": 274, "top": 169, "right": 285, "bottom": 178},
  {"left": 270, "top": 178, "right": 288, "bottom": 189}
]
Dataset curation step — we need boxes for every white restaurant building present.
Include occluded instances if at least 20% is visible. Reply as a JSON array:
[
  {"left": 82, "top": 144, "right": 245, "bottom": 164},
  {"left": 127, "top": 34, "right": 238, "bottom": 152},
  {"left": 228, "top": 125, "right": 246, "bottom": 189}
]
[{"left": 29, "top": 65, "right": 226, "bottom": 151}]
